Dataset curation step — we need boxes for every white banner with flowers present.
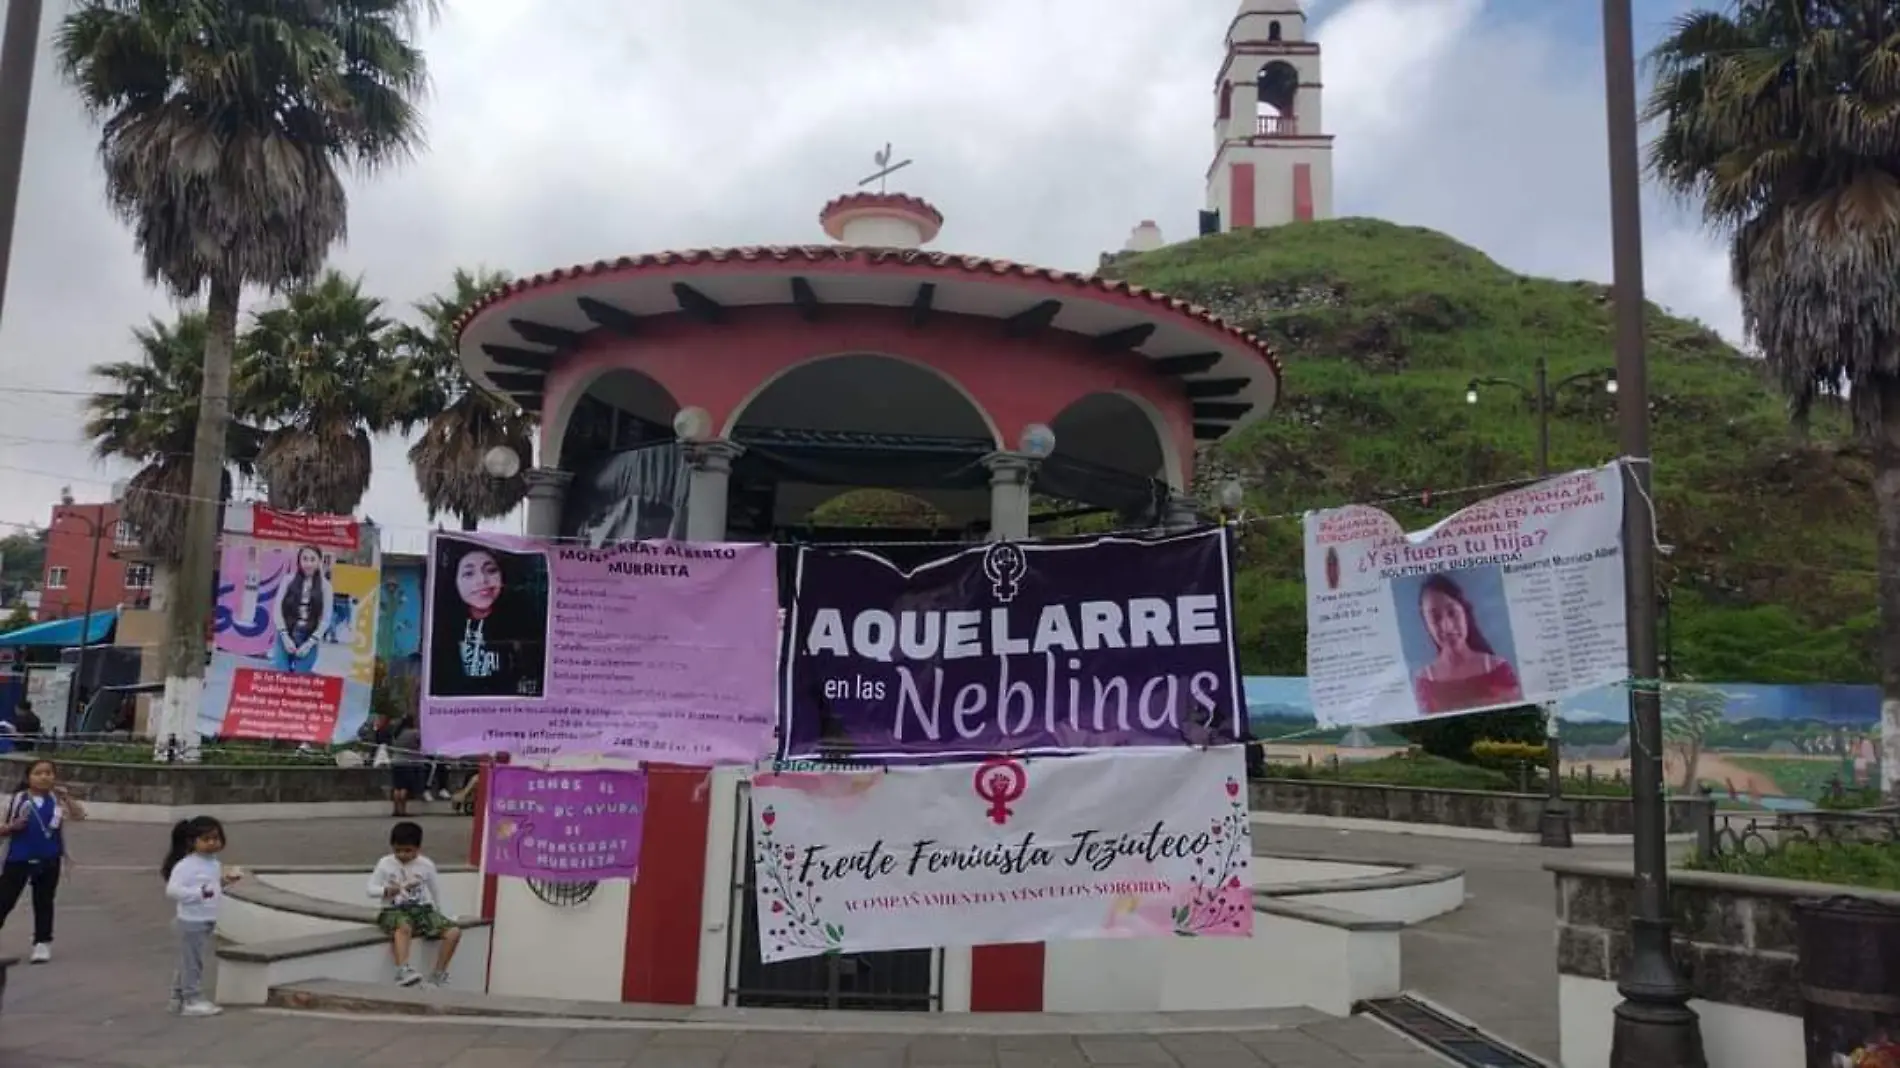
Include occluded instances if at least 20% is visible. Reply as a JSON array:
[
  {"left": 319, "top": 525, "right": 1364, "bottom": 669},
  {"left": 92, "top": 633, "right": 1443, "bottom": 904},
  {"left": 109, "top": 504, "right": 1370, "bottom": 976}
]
[{"left": 747, "top": 747, "right": 1252, "bottom": 963}]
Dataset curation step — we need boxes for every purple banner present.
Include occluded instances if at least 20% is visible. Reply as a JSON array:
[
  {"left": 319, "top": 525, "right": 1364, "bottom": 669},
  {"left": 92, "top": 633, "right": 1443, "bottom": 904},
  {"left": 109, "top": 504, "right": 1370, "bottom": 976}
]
[
  {"left": 483, "top": 765, "right": 646, "bottom": 881},
  {"left": 420, "top": 532, "right": 780, "bottom": 765},
  {"left": 779, "top": 529, "right": 1244, "bottom": 761}
]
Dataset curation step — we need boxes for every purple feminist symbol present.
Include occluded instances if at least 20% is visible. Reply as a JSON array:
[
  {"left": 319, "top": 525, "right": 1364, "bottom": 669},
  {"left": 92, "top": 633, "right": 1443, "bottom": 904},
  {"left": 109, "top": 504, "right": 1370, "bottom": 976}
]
[{"left": 973, "top": 758, "right": 1027, "bottom": 826}]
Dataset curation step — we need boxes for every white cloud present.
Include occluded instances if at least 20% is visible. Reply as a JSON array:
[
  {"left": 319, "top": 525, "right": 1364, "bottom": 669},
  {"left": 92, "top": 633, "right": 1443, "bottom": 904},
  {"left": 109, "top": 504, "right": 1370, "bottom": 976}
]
[{"left": 0, "top": 0, "right": 1739, "bottom": 550}]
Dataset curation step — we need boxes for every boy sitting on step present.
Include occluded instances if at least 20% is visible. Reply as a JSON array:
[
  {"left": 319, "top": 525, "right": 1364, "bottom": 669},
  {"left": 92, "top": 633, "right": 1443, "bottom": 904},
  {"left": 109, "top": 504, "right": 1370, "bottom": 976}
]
[{"left": 368, "top": 821, "right": 462, "bottom": 987}]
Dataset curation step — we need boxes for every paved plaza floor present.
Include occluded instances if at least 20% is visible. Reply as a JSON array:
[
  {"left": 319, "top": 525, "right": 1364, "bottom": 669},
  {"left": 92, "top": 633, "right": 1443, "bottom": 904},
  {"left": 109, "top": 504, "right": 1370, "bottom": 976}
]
[{"left": 0, "top": 814, "right": 1609, "bottom": 1066}]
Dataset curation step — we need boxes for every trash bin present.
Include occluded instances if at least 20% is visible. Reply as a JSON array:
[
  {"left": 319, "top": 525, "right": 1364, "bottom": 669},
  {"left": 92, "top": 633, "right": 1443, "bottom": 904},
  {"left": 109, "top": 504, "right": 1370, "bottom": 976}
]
[{"left": 1794, "top": 895, "right": 1900, "bottom": 1067}]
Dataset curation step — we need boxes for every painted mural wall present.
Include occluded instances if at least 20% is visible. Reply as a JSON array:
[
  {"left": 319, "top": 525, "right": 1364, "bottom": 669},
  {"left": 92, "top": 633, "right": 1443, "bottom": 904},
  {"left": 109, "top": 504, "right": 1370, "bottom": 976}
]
[
  {"left": 1243, "top": 675, "right": 1882, "bottom": 809},
  {"left": 376, "top": 556, "right": 424, "bottom": 675}
]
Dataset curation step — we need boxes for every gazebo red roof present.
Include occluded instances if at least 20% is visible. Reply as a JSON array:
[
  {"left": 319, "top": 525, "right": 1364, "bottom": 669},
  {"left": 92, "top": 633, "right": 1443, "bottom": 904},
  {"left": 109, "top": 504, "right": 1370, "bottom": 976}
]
[
  {"left": 453, "top": 243, "right": 1284, "bottom": 443},
  {"left": 453, "top": 244, "right": 1282, "bottom": 378}
]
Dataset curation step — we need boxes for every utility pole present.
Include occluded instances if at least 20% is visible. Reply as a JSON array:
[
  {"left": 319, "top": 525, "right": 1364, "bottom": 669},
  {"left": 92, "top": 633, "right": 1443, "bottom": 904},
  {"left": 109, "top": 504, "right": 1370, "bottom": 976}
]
[
  {"left": 0, "top": 0, "right": 41, "bottom": 325},
  {"left": 1602, "top": 0, "right": 1705, "bottom": 1063}
]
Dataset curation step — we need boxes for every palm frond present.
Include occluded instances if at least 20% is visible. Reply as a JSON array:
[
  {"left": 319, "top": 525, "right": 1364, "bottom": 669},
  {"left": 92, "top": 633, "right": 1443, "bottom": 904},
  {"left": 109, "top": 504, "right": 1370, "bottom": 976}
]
[
  {"left": 255, "top": 421, "right": 375, "bottom": 516},
  {"left": 1645, "top": 0, "right": 1900, "bottom": 430},
  {"left": 408, "top": 391, "right": 535, "bottom": 525}
]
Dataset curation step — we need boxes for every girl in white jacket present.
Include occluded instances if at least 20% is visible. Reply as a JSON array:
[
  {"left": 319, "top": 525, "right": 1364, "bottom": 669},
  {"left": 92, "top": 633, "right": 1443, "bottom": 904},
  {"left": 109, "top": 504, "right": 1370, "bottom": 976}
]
[{"left": 161, "top": 816, "right": 241, "bottom": 1016}]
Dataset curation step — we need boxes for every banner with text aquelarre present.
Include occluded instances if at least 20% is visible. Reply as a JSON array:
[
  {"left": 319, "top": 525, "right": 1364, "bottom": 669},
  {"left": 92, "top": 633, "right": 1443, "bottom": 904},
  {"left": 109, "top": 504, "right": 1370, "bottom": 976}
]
[
  {"left": 778, "top": 529, "right": 1244, "bottom": 762},
  {"left": 1303, "top": 463, "right": 1627, "bottom": 728}
]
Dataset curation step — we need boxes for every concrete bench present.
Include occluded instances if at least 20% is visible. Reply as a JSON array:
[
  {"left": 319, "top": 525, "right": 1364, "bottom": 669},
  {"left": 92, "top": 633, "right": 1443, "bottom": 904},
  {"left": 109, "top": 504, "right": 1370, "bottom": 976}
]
[{"left": 215, "top": 921, "right": 492, "bottom": 1005}]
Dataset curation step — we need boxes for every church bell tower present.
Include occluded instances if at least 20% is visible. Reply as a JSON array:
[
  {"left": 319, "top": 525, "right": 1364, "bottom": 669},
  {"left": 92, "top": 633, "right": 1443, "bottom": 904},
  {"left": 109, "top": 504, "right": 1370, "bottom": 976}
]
[{"left": 1205, "top": 0, "right": 1335, "bottom": 232}]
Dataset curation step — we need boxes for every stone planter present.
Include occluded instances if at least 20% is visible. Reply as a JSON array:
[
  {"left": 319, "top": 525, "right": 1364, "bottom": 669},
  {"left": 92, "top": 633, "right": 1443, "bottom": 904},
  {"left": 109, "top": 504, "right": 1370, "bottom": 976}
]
[
  {"left": 1249, "top": 778, "right": 1712, "bottom": 837},
  {"left": 0, "top": 754, "right": 389, "bottom": 806},
  {"left": 1548, "top": 858, "right": 1900, "bottom": 1068}
]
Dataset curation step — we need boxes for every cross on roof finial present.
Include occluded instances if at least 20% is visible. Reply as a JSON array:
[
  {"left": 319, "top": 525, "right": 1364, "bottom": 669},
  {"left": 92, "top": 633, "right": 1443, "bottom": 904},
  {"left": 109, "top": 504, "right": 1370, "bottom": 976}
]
[{"left": 859, "top": 142, "right": 913, "bottom": 193}]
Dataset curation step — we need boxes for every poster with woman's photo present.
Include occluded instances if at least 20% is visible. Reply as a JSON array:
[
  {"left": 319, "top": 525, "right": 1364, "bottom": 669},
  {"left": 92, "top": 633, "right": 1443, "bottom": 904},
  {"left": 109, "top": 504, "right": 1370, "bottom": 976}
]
[
  {"left": 1303, "top": 463, "right": 1628, "bottom": 728},
  {"left": 425, "top": 535, "right": 552, "bottom": 701},
  {"left": 200, "top": 505, "right": 382, "bottom": 744},
  {"left": 419, "top": 530, "right": 779, "bottom": 765}
]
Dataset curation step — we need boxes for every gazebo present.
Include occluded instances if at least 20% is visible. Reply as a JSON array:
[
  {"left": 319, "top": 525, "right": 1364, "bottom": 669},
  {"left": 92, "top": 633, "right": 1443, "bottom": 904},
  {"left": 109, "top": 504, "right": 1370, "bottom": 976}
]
[
  {"left": 453, "top": 184, "right": 1284, "bottom": 1013},
  {"left": 455, "top": 190, "right": 1281, "bottom": 546}
]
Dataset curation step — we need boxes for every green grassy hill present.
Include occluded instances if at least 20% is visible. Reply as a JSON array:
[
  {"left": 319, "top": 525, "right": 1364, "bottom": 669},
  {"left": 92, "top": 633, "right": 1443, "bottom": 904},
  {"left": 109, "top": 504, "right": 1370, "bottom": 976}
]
[{"left": 1104, "top": 218, "right": 1877, "bottom": 683}]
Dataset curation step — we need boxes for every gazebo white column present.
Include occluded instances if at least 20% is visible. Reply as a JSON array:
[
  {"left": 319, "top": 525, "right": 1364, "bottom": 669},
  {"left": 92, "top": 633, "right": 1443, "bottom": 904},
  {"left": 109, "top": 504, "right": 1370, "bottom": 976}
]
[
  {"left": 523, "top": 468, "right": 573, "bottom": 539},
  {"left": 685, "top": 441, "right": 744, "bottom": 542},
  {"left": 985, "top": 453, "right": 1033, "bottom": 541},
  {"left": 1164, "top": 494, "right": 1202, "bottom": 531}
]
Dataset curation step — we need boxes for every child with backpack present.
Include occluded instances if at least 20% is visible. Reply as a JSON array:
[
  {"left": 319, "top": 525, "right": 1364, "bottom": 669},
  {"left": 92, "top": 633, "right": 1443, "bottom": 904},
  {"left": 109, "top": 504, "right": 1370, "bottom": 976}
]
[{"left": 0, "top": 758, "right": 85, "bottom": 963}]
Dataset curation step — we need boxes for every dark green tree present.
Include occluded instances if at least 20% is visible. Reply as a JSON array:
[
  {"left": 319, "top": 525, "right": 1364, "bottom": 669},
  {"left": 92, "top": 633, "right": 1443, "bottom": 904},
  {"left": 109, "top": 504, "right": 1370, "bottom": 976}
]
[
  {"left": 1647, "top": 0, "right": 1900, "bottom": 794},
  {"left": 57, "top": 0, "right": 435, "bottom": 752}
]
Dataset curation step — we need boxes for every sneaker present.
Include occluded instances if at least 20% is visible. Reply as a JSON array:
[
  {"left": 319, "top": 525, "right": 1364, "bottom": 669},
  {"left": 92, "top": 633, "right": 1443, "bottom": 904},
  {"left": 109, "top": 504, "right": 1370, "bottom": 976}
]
[
  {"left": 395, "top": 965, "right": 421, "bottom": 987},
  {"left": 180, "top": 1000, "right": 222, "bottom": 1017},
  {"left": 28, "top": 943, "right": 49, "bottom": 964},
  {"left": 427, "top": 971, "right": 450, "bottom": 988}
]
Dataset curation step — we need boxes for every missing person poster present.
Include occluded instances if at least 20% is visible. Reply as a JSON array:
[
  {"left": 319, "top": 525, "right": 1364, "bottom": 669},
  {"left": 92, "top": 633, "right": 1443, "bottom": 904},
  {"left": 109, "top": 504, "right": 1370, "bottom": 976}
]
[
  {"left": 200, "top": 505, "right": 381, "bottom": 744},
  {"left": 1303, "top": 463, "right": 1628, "bottom": 728},
  {"left": 419, "top": 531, "right": 778, "bottom": 765}
]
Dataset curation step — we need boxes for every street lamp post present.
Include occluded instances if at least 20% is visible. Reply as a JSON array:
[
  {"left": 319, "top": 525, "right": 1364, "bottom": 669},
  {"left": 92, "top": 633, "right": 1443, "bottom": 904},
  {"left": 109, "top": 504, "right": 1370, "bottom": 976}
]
[
  {"left": 1466, "top": 354, "right": 1616, "bottom": 849},
  {"left": 1603, "top": 0, "right": 1705, "bottom": 1063}
]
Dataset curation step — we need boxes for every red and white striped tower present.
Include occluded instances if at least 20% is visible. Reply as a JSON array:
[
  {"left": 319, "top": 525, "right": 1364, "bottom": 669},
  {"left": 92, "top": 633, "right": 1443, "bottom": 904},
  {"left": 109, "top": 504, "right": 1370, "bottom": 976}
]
[{"left": 1207, "top": 0, "right": 1335, "bottom": 230}]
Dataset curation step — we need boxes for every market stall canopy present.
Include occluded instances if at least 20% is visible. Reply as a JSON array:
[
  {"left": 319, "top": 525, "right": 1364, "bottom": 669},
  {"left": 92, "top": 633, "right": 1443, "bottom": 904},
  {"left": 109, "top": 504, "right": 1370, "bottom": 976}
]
[{"left": 0, "top": 609, "right": 117, "bottom": 648}]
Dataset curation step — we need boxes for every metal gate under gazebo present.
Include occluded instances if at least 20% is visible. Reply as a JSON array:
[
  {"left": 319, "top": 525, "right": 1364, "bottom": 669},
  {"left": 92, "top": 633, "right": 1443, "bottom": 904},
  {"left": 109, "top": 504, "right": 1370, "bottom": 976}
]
[{"left": 723, "top": 782, "right": 940, "bottom": 1010}]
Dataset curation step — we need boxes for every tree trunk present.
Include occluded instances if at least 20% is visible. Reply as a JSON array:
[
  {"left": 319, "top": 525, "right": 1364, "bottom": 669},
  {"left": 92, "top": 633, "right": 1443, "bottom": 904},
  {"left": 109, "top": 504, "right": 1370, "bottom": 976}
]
[
  {"left": 1878, "top": 379, "right": 1900, "bottom": 800},
  {"left": 154, "top": 274, "right": 240, "bottom": 762},
  {"left": 459, "top": 513, "right": 477, "bottom": 532}
]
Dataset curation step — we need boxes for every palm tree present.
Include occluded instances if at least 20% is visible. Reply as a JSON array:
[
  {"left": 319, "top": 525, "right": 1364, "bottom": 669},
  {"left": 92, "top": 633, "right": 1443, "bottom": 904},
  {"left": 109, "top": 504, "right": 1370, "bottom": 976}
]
[
  {"left": 84, "top": 312, "right": 262, "bottom": 563},
  {"left": 57, "top": 0, "right": 433, "bottom": 752},
  {"left": 398, "top": 268, "right": 535, "bottom": 531},
  {"left": 237, "top": 270, "right": 412, "bottom": 515},
  {"left": 1646, "top": 0, "right": 1900, "bottom": 796}
]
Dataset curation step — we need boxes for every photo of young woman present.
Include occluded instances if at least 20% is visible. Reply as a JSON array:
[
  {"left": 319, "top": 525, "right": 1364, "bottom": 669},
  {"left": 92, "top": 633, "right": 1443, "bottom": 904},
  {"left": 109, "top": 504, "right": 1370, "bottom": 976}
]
[
  {"left": 1405, "top": 571, "right": 1524, "bottom": 716},
  {"left": 270, "top": 544, "right": 333, "bottom": 674},
  {"left": 425, "top": 537, "right": 550, "bottom": 700}
]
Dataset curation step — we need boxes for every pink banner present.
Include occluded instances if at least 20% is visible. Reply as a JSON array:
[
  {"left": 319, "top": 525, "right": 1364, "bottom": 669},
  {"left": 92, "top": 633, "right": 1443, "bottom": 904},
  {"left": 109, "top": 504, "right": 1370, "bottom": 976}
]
[
  {"left": 419, "top": 532, "right": 779, "bottom": 765},
  {"left": 485, "top": 766, "right": 646, "bottom": 881}
]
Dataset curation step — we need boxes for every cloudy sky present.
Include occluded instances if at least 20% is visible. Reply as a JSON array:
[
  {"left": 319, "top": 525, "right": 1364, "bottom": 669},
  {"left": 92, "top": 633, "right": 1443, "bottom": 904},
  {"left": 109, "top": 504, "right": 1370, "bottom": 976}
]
[{"left": 0, "top": 0, "right": 1727, "bottom": 554}]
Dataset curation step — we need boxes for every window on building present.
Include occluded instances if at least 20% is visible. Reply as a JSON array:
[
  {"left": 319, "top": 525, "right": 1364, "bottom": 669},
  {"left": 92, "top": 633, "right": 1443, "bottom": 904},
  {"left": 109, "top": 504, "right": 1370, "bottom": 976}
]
[
  {"left": 47, "top": 567, "right": 68, "bottom": 589},
  {"left": 125, "top": 563, "right": 153, "bottom": 590},
  {"left": 114, "top": 520, "right": 138, "bottom": 548}
]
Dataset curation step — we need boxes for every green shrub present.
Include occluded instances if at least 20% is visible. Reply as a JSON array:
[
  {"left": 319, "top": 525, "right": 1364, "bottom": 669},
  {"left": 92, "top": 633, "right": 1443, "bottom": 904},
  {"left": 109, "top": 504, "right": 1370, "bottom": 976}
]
[
  {"left": 1816, "top": 787, "right": 1887, "bottom": 812},
  {"left": 1264, "top": 752, "right": 1513, "bottom": 791},
  {"left": 1468, "top": 740, "right": 1550, "bottom": 773},
  {"left": 27, "top": 739, "right": 360, "bottom": 767},
  {"left": 1689, "top": 840, "right": 1900, "bottom": 891},
  {"left": 1393, "top": 706, "right": 1547, "bottom": 763}
]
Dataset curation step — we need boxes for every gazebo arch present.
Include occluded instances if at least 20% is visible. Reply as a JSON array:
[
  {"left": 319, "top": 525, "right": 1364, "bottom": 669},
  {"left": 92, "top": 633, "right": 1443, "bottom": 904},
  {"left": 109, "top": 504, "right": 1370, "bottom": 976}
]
[
  {"left": 545, "top": 367, "right": 681, "bottom": 472},
  {"left": 1049, "top": 390, "right": 1183, "bottom": 493},
  {"left": 721, "top": 351, "right": 1001, "bottom": 446}
]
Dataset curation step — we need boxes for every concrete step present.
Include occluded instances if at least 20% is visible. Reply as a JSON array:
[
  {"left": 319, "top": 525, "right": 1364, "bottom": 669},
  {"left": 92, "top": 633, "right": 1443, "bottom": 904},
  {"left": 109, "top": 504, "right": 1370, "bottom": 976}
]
[{"left": 266, "top": 979, "right": 1337, "bottom": 1034}]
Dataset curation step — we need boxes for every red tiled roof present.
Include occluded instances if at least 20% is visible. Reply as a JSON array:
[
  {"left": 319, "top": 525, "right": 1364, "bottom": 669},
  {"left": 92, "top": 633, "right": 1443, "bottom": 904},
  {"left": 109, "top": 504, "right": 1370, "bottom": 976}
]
[
  {"left": 817, "top": 191, "right": 945, "bottom": 229},
  {"left": 452, "top": 245, "right": 1284, "bottom": 379}
]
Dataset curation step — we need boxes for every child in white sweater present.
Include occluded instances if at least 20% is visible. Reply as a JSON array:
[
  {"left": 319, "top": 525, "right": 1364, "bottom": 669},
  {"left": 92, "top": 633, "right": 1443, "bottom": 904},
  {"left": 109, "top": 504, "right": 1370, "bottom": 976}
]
[
  {"left": 161, "top": 815, "right": 241, "bottom": 1016},
  {"left": 368, "top": 821, "right": 462, "bottom": 987}
]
